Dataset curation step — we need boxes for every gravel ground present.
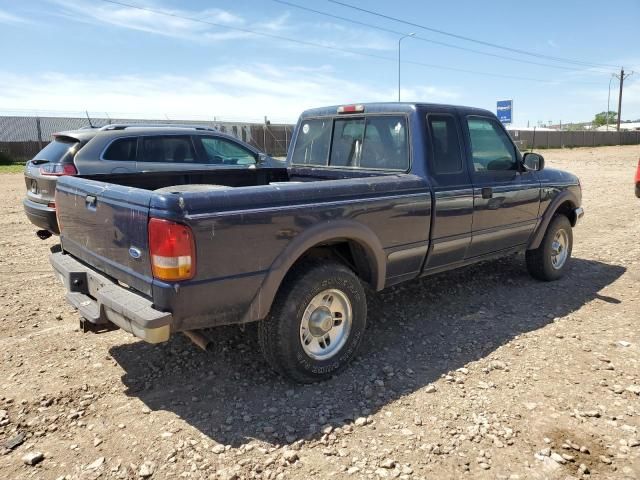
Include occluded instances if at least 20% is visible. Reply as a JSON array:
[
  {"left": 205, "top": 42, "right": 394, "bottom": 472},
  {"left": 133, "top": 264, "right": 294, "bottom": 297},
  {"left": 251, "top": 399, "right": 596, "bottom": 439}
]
[{"left": 1, "top": 145, "right": 639, "bottom": 480}]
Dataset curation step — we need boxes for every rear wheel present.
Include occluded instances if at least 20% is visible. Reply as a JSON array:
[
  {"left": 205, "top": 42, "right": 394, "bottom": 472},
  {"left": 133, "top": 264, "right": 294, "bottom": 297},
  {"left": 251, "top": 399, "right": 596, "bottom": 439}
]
[
  {"left": 526, "top": 214, "right": 573, "bottom": 281},
  {"left": 258, "top": 260, "right": 367, "bottom": 383}
]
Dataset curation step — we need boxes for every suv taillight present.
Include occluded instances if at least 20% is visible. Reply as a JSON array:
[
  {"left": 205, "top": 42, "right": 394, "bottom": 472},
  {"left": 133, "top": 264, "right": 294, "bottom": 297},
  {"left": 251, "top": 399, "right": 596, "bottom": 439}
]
[
  {"left": 148, "top": 218, "right": 195, "bottom": 281},
  {"left": 40, "top": 163, "right": 78, "bottom": 176}
]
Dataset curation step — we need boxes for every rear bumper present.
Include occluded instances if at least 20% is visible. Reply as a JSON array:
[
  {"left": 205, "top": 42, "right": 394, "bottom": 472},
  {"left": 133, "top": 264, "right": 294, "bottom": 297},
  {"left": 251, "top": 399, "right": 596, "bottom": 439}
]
[
  {"left": 50, "top": 251, "right": 172, "bottom": 343},
  {"left": 23, "top": 198, "right": 60, "bottom": 234}
]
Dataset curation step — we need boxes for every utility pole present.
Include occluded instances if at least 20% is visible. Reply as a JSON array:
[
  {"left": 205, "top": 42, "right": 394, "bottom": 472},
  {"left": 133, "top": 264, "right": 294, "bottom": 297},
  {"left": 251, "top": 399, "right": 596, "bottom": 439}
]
[
  {"left": 606, "top": 74, "right": 615, "bottom": 131},
  {"left": 616, "top": 67, "right": 635, "bottom": 131}
]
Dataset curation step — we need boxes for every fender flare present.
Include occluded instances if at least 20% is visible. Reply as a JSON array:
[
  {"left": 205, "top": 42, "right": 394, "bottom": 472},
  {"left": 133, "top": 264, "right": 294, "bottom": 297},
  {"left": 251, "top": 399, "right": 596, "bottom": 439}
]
[
  {"left": 240, "top": 220, "right": 387, "bottom": 323},
  {"left": 527, "top": 190, "right": 578, "bottom": 250}
]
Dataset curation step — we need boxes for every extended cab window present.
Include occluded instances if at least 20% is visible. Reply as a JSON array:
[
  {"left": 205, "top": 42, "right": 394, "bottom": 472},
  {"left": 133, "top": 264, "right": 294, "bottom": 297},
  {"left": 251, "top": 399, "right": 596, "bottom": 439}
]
[
  {"left": 466, "top": 117, "right": 517, "bottom": 172},
  {"left": 141, "top": 136, "right": 196, "bottom": 163},
  {"left": 428, "top": 115, "right": 463, "bottom": 174},
  {"left": 103, "top": 137, "right": 137, "bottom": 161},
  {"left": 200, "top": 137, "right": 255, "bottom": 165}
]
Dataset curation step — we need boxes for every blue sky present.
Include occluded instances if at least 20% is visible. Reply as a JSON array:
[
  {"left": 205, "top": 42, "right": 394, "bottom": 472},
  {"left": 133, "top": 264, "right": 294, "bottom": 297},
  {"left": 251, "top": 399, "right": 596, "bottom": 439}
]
[{"left": 1, "top": 0, "right": 639, "bottom": 125}]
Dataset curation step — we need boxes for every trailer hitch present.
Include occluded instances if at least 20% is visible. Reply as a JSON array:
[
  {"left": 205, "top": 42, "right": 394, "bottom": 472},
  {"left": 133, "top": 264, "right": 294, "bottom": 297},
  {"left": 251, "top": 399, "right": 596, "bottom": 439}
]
[{"left": 36, "top": 230, "right": 52, "bottom": 240}]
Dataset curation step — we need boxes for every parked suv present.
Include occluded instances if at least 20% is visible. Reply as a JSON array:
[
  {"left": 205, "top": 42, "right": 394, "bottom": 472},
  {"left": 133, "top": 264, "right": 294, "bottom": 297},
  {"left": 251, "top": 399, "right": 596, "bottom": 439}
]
[{"left": 23, "top": 124, "right": 278, "bottom": 235}]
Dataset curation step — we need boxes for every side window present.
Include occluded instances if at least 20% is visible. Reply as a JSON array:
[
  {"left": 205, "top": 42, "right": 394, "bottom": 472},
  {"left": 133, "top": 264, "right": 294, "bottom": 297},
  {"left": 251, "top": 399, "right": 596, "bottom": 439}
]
[
  {"left": 291, "top": 118, "right": 332, "bottom": 166},
  {"left": 200, "top": 137, "right": 256, "bottom": 165},
  {"left": 330, "top": 118, "right": 364, "bottom": 167},
  {"left": 102, "top": 137, "right": 137, "bottom": 161},
  {"left": 427, "top": 115, "right": 463, "bottom": 174},
  {"left": 360, "top": 116, "right": 408, "bottom": 170},
  {"left": 466, "top": 117, "right": 517, "bottom": 172},
  {"left": 141, "top": 136, "right": 196, "bottom": 163}
]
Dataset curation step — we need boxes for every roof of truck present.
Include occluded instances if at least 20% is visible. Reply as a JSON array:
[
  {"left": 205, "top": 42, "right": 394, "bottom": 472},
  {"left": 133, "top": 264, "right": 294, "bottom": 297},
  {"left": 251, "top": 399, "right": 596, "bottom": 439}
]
[{"left": 299, "top": 102, "right": 494, "bottom": 118}]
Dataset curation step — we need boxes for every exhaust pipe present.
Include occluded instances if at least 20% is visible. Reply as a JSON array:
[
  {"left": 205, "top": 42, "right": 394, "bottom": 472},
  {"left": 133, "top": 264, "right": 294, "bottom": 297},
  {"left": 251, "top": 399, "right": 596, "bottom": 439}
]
[
  {"left": 36, "top": 230, "right": 52, "bottom": 240},
  {"left": 183, "top": 330, "right": 210, "bottom": 351}
]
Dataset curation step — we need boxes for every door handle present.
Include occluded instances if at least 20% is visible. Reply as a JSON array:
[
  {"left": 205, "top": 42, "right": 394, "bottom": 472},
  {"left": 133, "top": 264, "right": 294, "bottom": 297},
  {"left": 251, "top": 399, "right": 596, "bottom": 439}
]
[
  {"left": 85, "top": 195, "right": 97, "bottom": 209},
  {"left": 481, "top": 187, "right": 493, "bottom": 199}
]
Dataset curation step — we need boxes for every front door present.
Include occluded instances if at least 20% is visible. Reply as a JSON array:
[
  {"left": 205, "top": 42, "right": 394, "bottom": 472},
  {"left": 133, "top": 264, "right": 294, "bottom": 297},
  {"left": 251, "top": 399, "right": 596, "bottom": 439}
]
[
  {"left": 464, "top": 116, "right": 540, "bottom": 258},
  {"left": 422, "top": 111, "right": 474, "bottom": 271}
]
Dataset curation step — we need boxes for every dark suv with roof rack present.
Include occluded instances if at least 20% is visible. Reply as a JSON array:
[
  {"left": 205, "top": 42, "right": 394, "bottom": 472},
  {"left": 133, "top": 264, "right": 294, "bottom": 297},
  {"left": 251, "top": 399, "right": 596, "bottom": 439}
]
[{"left": 23, "top": 124, "right": 279, "bottom": 235}]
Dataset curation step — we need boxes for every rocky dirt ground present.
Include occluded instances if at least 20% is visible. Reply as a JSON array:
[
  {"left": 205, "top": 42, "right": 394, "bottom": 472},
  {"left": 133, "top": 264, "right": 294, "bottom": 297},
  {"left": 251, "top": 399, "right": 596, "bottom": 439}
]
[{"left": 0, "top": 145, "right": 639, "bottom": 480}]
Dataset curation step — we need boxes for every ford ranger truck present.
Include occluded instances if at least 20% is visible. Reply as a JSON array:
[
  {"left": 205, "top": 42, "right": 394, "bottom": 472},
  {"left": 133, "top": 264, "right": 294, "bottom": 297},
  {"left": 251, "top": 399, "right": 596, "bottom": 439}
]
[{"left": 50, "top": 103, "right": 584, "bottom": 383}]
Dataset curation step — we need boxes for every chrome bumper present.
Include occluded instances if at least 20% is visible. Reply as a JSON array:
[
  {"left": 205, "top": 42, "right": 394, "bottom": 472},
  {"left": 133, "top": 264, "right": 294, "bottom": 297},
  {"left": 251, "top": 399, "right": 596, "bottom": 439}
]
[{"left": 50, "top": 251, "right": 172, "bottom": 343}]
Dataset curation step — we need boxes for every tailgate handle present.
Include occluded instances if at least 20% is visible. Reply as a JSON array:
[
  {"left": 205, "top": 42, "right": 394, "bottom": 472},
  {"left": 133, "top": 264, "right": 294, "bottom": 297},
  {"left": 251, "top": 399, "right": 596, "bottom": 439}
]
[{"left": 85, "top": 195, "right": 97, "bottom": 209}]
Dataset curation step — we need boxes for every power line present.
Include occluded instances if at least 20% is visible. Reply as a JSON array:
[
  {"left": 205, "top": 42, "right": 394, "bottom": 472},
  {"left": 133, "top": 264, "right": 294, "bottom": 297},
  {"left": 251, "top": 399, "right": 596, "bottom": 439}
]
[
  {"left": 328, "top": 0, "right": 620, "bottom": 70},
  {"left": 93, "top": 0, "right": 602, "bottom": 85},
  {"left": 274, "top": 0, "right": 611, "bottom": 74}
]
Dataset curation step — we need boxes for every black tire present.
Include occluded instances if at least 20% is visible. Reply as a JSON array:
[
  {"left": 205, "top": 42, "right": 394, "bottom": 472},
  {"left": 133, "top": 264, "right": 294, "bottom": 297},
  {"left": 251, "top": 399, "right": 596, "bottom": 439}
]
[
  {"left": 258, "top": 260, "right": 367, "bottom": 383},
  {"left": 526, "top": 214, "right": 573, "bottom": 281}
]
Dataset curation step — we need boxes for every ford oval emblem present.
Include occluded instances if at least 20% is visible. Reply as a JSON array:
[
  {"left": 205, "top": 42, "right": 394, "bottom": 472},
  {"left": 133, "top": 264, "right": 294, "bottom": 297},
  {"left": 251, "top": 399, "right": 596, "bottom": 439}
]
[{"left": 128, "top": 247, "right": 142, "bottom": 259}]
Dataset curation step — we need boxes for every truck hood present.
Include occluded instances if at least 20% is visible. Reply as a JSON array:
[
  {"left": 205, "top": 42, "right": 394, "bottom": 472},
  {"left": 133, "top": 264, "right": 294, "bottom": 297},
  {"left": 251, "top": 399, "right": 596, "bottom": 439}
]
[{"left": 538, "top": 167, "right": 579, "bottom": 185}]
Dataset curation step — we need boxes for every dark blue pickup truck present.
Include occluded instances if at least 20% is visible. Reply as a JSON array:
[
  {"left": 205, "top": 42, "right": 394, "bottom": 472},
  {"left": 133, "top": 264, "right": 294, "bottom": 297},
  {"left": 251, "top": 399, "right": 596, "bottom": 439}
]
[{"left": 51, "top": 103, "right": 583, "bottom": 383}]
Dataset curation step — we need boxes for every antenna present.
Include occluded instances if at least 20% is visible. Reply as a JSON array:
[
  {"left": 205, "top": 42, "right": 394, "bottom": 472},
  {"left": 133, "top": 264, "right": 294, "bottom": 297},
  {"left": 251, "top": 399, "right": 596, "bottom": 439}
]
[
  {"left": 85, "top": 110, "right": 94, "bottom": 128},
  {"left": 530, "top": 127, "right": 536, "bottom": 152}
]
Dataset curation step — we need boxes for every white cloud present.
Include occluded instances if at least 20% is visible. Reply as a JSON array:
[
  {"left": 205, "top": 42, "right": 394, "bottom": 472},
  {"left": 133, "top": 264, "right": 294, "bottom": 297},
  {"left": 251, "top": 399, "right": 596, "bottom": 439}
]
[
  {"left": 47, "top": 0, "right": 247, "bottom": 41},
  {"left": 0, "top": 65, "right": 461, "bottom": 123},
  {"left": 0, "top": 8, "right": 29, "bottom": 24},
  {"left": 43, "top": 0, "right": 394, "bottom": 52}
]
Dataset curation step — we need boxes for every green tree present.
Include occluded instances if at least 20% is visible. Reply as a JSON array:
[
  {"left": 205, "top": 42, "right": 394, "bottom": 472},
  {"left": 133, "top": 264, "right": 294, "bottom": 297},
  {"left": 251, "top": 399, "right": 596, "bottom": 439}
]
[{"left": 593, "top": 111, "right": 617, "bottom": 126}]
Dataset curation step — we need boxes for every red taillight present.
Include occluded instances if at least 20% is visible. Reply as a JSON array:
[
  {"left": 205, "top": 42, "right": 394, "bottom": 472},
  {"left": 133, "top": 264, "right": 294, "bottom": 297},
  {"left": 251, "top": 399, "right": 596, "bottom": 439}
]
[
  {"left": 39, "top": 163, "right": 78, "bottom": 176},
  {"left": 148, "top": 218, "right": 195, "bottom": 281},
  {"left": 337, "top": 104, "right": 365, "bottom": 114}
]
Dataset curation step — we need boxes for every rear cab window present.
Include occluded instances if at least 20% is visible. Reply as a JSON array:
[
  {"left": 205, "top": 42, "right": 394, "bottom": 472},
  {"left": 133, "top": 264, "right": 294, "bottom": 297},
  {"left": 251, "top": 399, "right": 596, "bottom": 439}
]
[{"left": 291, "top": 115, "right": 409, "bottom": 171}]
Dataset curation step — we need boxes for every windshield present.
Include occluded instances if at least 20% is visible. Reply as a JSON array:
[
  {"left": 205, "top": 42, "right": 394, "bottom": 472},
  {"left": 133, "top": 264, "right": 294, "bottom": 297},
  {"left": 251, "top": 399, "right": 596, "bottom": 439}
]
[{"left": 33, "top": 137, "right": 79, "bottom": 163}]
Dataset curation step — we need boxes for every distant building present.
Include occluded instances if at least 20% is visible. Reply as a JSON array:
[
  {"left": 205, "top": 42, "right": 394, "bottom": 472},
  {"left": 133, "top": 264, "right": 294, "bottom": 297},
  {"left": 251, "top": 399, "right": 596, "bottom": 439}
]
[{"left": 595, "top": 122, "right": 640, "bottom": 131}]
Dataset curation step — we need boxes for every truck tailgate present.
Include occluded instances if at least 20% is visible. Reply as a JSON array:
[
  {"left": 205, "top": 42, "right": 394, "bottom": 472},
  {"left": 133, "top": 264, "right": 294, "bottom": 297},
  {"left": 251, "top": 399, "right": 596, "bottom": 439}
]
[{"left": 56, "top": 176, "right": 154, "bottom": 296}]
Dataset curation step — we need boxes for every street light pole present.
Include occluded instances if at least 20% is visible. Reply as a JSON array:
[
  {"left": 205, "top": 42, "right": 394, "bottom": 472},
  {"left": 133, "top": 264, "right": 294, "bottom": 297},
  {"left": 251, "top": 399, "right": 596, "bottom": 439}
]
[{"left": 398, "top": 32, "right": 415, "bottom": 102}]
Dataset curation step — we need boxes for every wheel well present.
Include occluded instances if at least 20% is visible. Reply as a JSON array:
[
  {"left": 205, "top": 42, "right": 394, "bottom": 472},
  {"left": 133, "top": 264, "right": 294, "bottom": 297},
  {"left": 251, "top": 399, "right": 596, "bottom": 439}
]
[
  {"left": 555, "top": 200, "right": 577, "bottom": 226},
  {"left": 294, "top": 241, "right": 375, "bottom": 287}
]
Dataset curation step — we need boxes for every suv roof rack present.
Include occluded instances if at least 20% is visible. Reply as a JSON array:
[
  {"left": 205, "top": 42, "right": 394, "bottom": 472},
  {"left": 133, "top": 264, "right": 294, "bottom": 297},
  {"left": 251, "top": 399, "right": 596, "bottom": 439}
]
[{"left": 99, "top": 123, "right": 219, "bottom": 132}]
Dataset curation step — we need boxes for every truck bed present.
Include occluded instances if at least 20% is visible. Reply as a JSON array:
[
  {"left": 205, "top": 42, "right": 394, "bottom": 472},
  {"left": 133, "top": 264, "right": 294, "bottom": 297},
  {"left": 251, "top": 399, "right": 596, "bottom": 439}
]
[{"left": 55, "top": 166, "right": 432, "bottom": 331}]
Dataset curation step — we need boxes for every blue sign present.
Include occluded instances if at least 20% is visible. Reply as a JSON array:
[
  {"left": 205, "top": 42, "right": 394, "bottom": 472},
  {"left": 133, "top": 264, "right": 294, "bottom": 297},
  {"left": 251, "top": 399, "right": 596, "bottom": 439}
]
[{"left": 497, "top": 100, "right": 513, "bottom": 124}]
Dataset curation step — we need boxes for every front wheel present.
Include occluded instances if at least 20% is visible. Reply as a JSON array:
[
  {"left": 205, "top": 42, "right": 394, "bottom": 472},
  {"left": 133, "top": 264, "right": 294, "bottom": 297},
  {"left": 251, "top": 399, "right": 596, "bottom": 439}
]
[
  {"left": 258, "top": 260, "right": 367, "bottom": 383},
  {"left": 526, "top": 214, "right": 573, "bottom": 281}
]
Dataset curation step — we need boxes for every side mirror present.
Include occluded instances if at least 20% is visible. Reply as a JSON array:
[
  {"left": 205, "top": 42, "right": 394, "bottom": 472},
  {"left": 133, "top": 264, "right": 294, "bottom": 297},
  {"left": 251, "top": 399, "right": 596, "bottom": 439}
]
[
  {"left": 522, "top": 152, "right": 544, "bottom": 172},
  {"left": 256, "top": 152, "right": 269, "bottom": 165}
]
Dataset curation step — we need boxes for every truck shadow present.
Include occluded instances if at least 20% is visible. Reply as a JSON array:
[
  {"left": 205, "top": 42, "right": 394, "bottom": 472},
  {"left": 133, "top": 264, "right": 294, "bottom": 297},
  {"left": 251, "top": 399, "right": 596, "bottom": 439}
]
[{"left": 109, "top": 255, "right": 625, "bottom": 448}]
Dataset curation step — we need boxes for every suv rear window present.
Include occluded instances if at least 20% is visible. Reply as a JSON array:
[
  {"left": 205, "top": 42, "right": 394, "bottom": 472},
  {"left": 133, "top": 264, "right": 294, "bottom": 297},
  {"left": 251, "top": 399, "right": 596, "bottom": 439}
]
[
  {"left": 34, "top": 137, "right": 79, "bottom": 163},
  {"left": 291, "top": 115, "right": 409, "bottom": 171}
]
